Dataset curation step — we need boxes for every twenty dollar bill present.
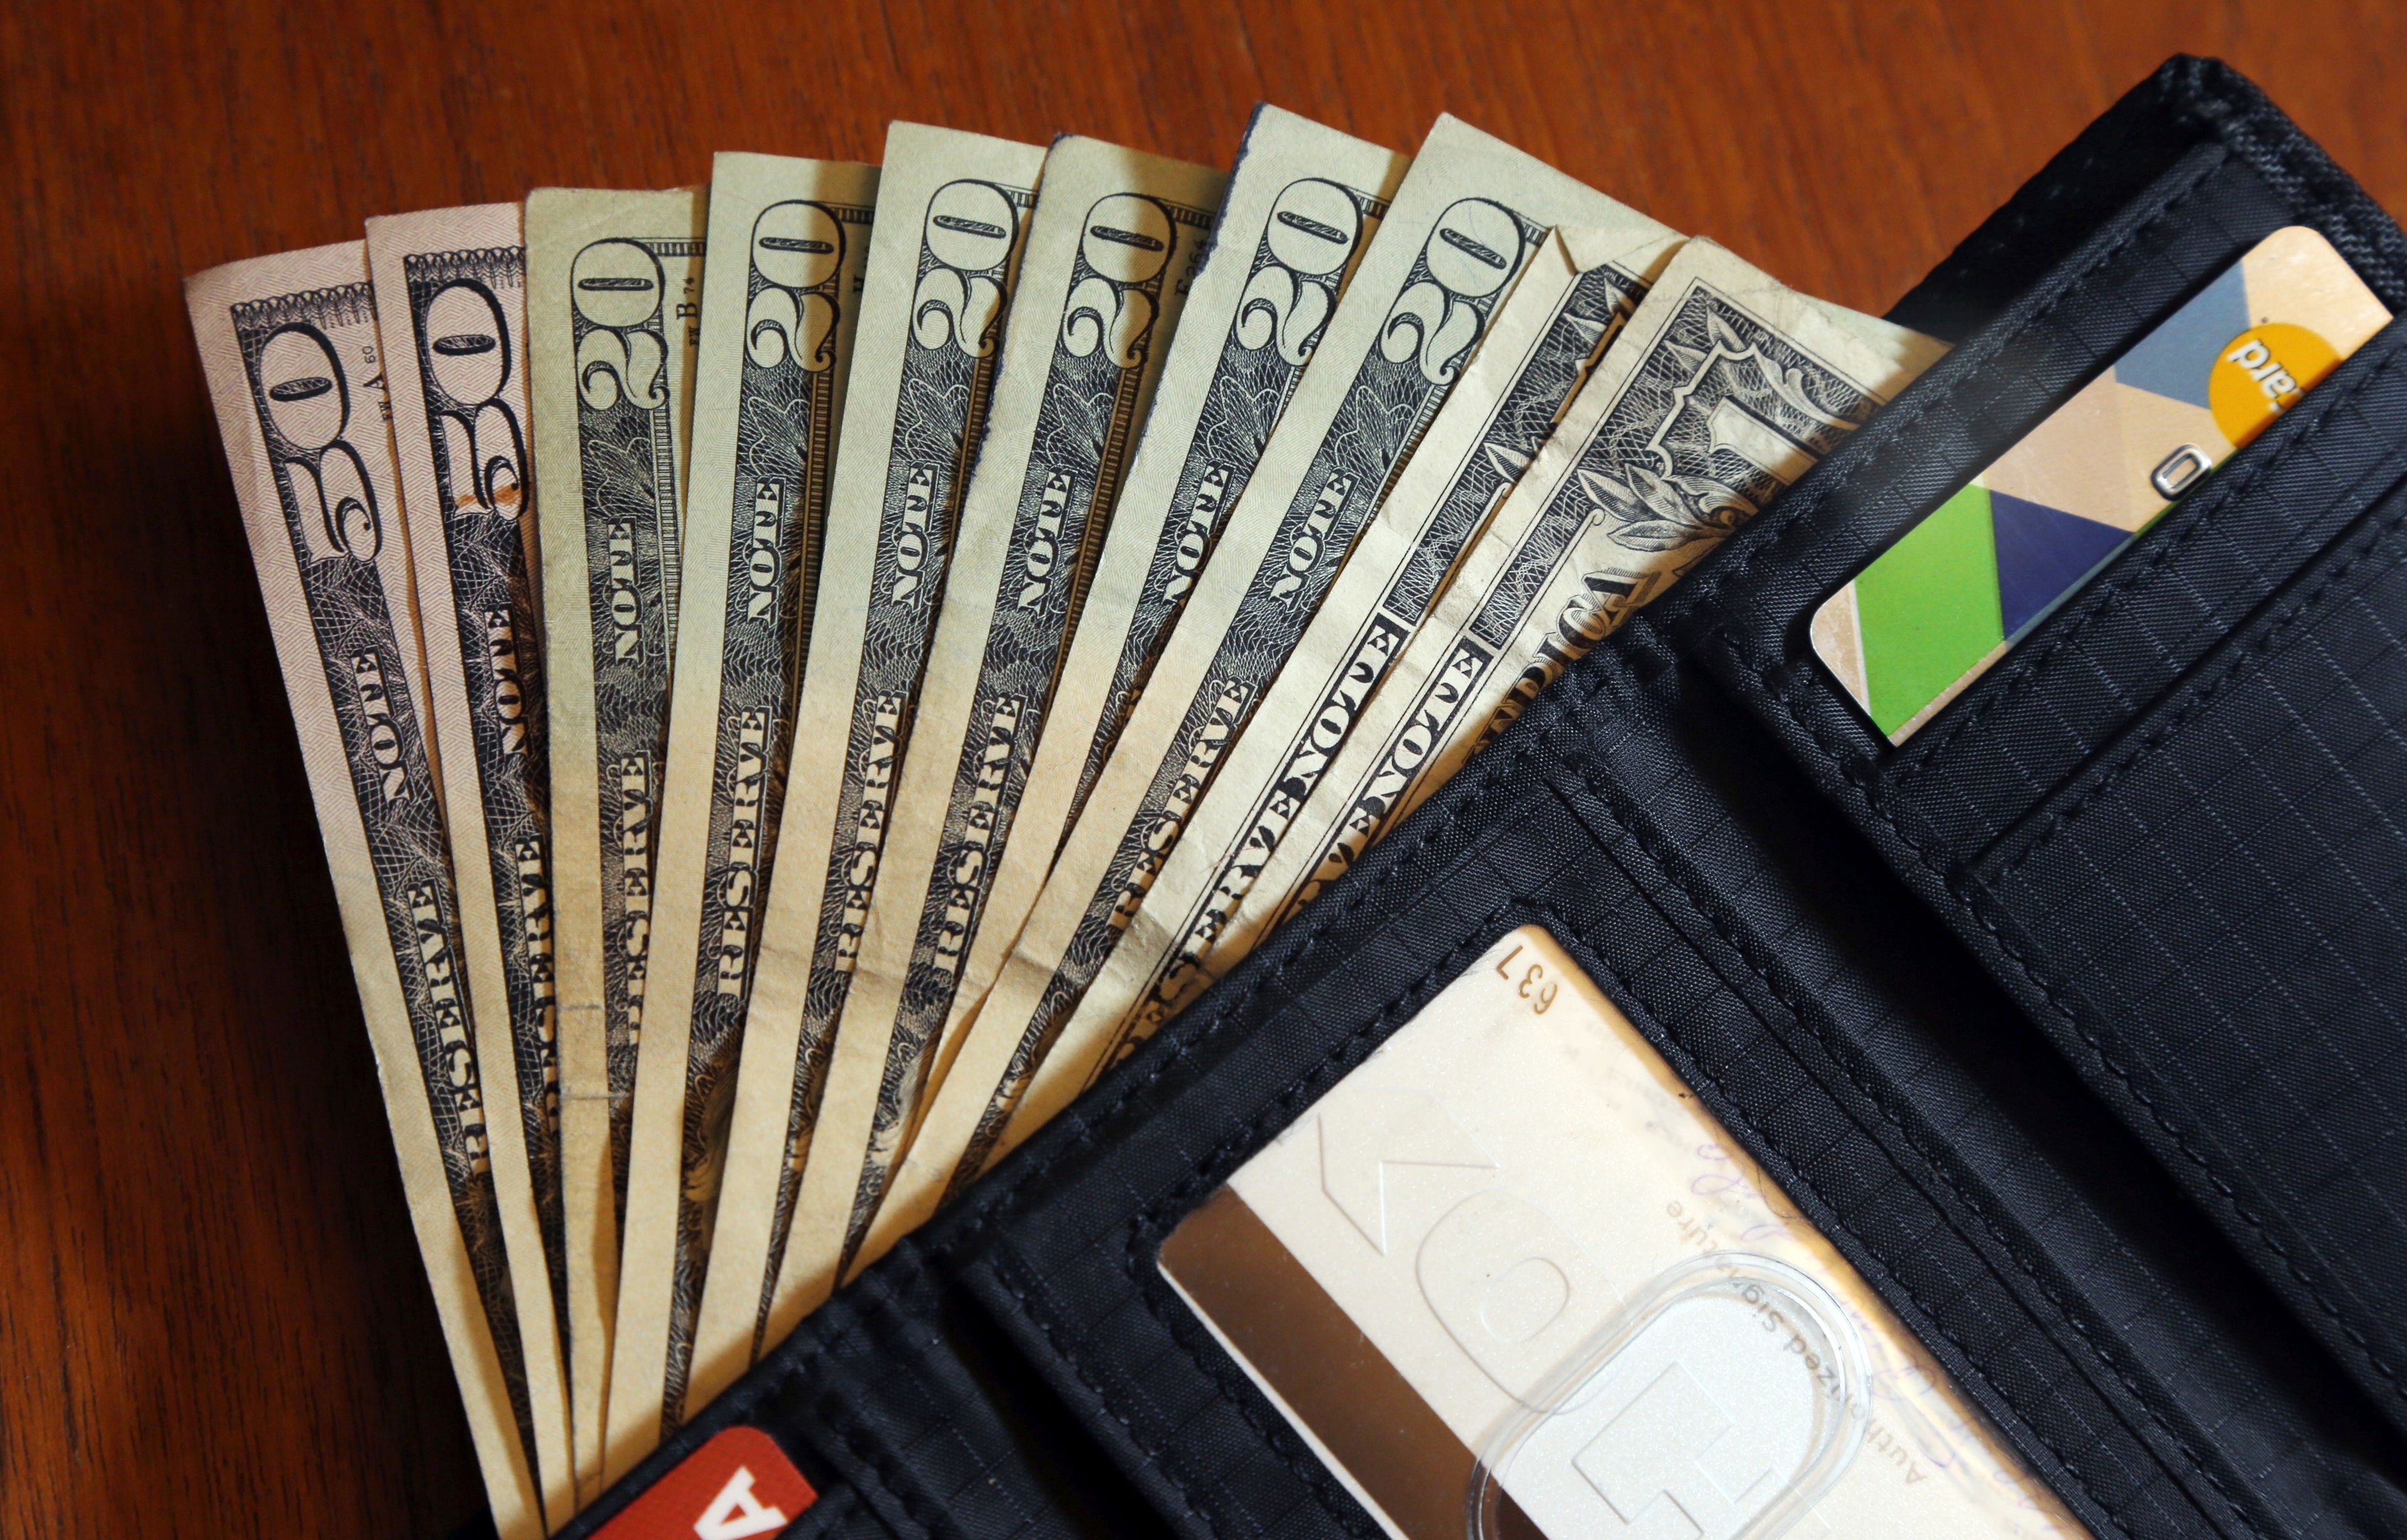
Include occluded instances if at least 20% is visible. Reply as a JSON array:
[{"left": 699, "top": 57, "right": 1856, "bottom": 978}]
[
  {"left": 781, "top": 137, "right": 1224, "bottom": 1313},
  {"left": 693, "top": 124, "right": 1047, "bottom": 1408},
  {"left": 608, "top": 154, "right": 878, "bottom": 1480},
  {"left": 891, "top": 116, "right": 1676, "bottom": 1249},
  {"left": 900, "top": 107, "right": 1409, "bottom": 1190},
  {"left": 528, "top": 184, "right": 706, "bottom": 1500}
]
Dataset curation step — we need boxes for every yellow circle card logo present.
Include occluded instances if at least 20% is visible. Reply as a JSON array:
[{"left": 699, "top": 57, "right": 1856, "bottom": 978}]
[{"left": 2211, "top": 322, "right": 2341, "bottom": 447}]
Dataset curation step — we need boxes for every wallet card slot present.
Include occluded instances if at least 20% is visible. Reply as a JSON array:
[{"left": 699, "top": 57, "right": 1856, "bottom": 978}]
[
  {"left": 1662, "top": 60, "right": 2407, "bottom": 832},
  {"left": 935, "top": 624, "right": 2407, "bottom": 1538},
  {"left": 1900, "top": 313, "right": 2407, "bottom": 856},
  {"left": 1677, "top": 148, "right": 2368, "bottom": 779},
  {"left": 1982, "top": 472, "right": 2407, "bottom": 880}
]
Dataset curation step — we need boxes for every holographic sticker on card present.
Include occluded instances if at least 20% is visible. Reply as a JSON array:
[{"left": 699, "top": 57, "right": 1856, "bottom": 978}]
[
  {"left": 1813, "top": 226, "right": 2391, "bottom": 744},
  {"left": 1160, "top": 926, "right": 2084, "bottom": 1539}
]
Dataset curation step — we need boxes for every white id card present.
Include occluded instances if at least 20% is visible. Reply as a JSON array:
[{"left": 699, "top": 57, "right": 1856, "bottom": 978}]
[{"left": 1161, "top": 926, "right": 2084, "bottom": 1539}]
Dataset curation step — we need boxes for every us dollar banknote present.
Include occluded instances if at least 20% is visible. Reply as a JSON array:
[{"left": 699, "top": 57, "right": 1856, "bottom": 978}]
[
  {"left": 365, "top": 202, "right": 579, "bottom": 1507},
  {"left": 873, "top": 226, "right": 1679, "bottom": 1252},
  {"left": 1076, "top": 225, "right": 1670, "bottom": 1045},
  {"left": 189, "top": 243, "right": 569, "bottom": 1539},
  {"left": 778, "top": 138, "right": 1225, "bottom": 1314},
  {"left": 527, "top": 185, "right": 705, "bottom": 1499},
  {"left": 609, "top": 154, "right": 878, "bottom": 1477},
  {"left": 1232, "top": 239, "right": 1948, "bottom": 970},
  {"left": 896, "top": 109, "right": 1407, "bottom": 1186},
  {"left": 691, "top": 125, "right": 1046, "bottom": 1408},
  {"left": 888, "top": 117, "right": 1676, "bottom": 1240}
]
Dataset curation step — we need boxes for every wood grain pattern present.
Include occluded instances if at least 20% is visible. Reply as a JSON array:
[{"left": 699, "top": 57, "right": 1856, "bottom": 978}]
[{"left": 0, "top": 1, "right": 2398, "bottom": 1533}]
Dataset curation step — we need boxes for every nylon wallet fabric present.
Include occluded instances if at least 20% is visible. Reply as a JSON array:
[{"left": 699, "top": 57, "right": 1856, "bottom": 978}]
[{"left": 553, "top": 58, "right": 2407, "bottom": 1540}]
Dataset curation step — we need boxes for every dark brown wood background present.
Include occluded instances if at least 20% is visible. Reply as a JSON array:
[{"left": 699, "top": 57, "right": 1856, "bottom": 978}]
[{"left": 2, "top": 1, "right": 2401, "bottom": 1533}]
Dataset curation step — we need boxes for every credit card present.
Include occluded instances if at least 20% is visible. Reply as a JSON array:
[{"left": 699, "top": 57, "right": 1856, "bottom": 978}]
[
  {"left": 1161, "top": 926, "right": 2083, "bottom": 1539},
  {"left": 1813, "top": 226, "right": 2391, "bottom": 743}
]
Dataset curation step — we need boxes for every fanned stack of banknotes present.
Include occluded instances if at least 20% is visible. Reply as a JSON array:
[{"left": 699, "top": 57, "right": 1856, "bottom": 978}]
[{"left": 187, "top": 107, "right": 1948, "bottom": 1536}]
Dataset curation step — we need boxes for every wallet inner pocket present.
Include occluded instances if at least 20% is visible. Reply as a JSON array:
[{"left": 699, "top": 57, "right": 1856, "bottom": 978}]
[
  {"left": 1961, "top": 477, "right": 2407, "bottom": 1429},
  {"left": 1665, "top": 80, "right": 2407, "bottom": 838},
  {"left": 1879, "top": 310, "right": 2407, "bottom": 857}
]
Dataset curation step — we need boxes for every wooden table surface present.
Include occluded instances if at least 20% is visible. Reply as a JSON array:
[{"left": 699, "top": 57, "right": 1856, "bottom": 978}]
[{"left": 2, "top": 0, "right": 2400, "bottom": 1532}]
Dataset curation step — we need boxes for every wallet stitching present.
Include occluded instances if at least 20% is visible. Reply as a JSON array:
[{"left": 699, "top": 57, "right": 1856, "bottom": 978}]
[
  {"left": 690, "top": 1260, "right": 961, "bottom": 1540},
  {"left": 1743, "top": 587, "right": 2407, "bottom": 1408},
  {"left": 1543, "top": 668, "right": 2252, "bottom": 1537},
  {"left": 1996, "top": 483, "right": 2407, "bottom": 877},
  {"left": 785, "top": 1480, "right": 861, "bottom": 1540},
  {"left": 821, "top": 1413, "right": 953, "bottom": 1540}
]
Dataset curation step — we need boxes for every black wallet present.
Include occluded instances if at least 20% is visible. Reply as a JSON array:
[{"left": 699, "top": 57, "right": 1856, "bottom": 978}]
[{"left": 552, "top": 56, "right": 2407, "bottom": 1540}]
